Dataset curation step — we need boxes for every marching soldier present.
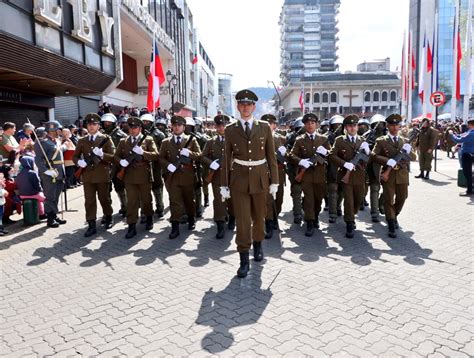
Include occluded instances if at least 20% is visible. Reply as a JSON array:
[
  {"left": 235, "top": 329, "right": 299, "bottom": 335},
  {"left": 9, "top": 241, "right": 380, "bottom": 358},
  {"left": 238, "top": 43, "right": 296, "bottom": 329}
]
[
  {"left": 114, "top": 117, "right": 159, "bottom": 239},
  {"left": 159, "top": 115, "right": 201, "bottom": 239},
  {"left": 261, "top": 114, "right": 286, "bottom": 239},
  {"left": 101, "top": 112, "right": 128, "bottom": 216},
  {"left": 329, "top": 115, "right": 371, "bottom": 238},
  {"left": 415, "top": 117, "right": 440, "bottom": 180},
  {"left": 194, "top": 118, "right": 211, "bottom": 208},
  {"left": 200, "top": 115, "right": 234, "bottom": 239},
  {"left": 140, "top": 113, "right": 166, "bottom": 217},
  {"left": 289, "top": 113, "right": 330, "bottom": 237},
  {"left": 286, "top": 118, "right": 304, "bottom": 224},
  {"left": 34, "top": 120, "right": 67, "bottom": 228},
  {"left": 372, "top": 114, "right": 416, "bottom": 238},
  {"left": 220, "top": 89, "right": 279, "bottom": 278},
  {"left": 327, "top": 115, "right": 344, "bottom": 223},
  {"left": 73, "top": 113, "right": 115, "bottom": 237}
]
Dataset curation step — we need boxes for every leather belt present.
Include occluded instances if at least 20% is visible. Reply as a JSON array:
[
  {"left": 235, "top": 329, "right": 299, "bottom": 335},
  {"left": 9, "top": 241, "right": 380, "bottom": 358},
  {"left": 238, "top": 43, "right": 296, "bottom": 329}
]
[
  {"left": 233, "top": 158, "right": 267, "bottom": 167},
  {"left": 52, "top": 160, "right": 64, "bottom": 165},
  {"left": 181, "top": 164, "right": 194, "bottom": 170}
]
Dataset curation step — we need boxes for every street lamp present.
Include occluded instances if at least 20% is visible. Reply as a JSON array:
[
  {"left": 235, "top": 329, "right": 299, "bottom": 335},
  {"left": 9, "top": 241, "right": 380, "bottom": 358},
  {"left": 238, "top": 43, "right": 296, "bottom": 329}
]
[
  {"left": 202, "top": 96, "right": 208, "bottom": 118},
  {"left": 166, "top": 70, "right": 178, "bottom": 112},
  {"left": 267, "top": 80, "right": 282, "bottom": 122}
]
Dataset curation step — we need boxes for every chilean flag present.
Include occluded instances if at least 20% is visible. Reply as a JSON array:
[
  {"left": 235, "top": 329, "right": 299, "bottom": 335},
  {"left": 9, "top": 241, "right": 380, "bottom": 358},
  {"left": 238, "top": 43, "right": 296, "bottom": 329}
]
[
  {"left": 455, "top": 18, "right": 462, "bottom": 100},
  {"left": 147, "top": 40, "right": 166, "bottom": 112},
  {"left": 191, "top": 53, "right": 198, "bottom": 65},
  {"left": 298, "top": 88, "right": 304, "bottom": 111}
]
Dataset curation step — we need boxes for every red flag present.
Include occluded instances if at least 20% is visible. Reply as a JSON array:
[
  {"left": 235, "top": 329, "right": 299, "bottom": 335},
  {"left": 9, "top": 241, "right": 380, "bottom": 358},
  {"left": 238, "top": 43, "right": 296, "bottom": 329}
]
[
  {"left": 191, "top": 53, "right": 198, "bottom": 65},
  {"left": 147, "top": 41, "right": 166, "bottom": 112},
  {"left": 455, "top": 27, "right": 462, "bottom": 100},
  {"left": 298, "top": 88, "right": 304, "bottom": 111},
  {"left": 411, "top": 48, "right": 416, "bottom": 90},
  {"left": 427, "top": 40, "right": 433, "bottom": 73}
]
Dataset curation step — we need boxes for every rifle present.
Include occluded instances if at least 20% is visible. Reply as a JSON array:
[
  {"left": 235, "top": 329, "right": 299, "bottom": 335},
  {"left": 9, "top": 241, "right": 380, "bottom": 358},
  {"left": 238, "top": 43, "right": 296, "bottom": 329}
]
[
  {"left": 117, "top": 130, "right": 150, "bottom": 180},
  {"left": 380, "top": 128, "right": 419, "bottom": 183},
  {"left": 74, "top": 136, "right": 110, "bottom": 179},
  {"left": 205, "top": 159, "right": 220, "bottom": 183},
  {"left": 341, "top": 150, "right": 369, "bottom": 184},
  {"left": 295, "top": 152, "right": 327, "bottom": 183},
  {"left": 165, "top": 133, "right": 195, "bottom": 186}
]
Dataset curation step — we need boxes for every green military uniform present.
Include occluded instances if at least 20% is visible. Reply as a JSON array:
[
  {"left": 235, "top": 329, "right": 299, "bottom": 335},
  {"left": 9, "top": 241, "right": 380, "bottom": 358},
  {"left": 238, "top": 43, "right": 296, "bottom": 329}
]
[
  {"left": 73, "top": 113, "right": 115, "bottom": 237},
  {"left": 159, "top": 116, "right": 201, "bottom": 238},
  {"left": 416, "top": 119, "right": 440, "bottom": 177},
  {"left": 286, "top": 121, "right": 305, "bottom": 223},
  {"left": 114, "top": 117, "right": 159, "bottom": 238},
  {"left": 372, "top": 114, "right": 416, "bottom": 237},
  {"left": 289, "top": 113, "right": 330, "bottom": 236},
  {"left": 326, "top": 115, "right": 345, "bottom": 223}
]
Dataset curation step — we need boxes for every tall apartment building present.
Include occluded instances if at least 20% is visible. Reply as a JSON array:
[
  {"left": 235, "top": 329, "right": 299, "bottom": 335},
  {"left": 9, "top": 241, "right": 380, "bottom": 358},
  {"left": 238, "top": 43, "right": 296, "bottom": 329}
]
[{"left": 279, "top": 0, "right": 340, "bottom": 86}]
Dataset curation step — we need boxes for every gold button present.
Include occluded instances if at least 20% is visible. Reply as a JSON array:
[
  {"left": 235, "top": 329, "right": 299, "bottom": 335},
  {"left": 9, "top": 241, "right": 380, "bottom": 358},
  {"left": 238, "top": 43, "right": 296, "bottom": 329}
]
[
  {"left": 249, "top": 150, "right": 252, "bottom": 153},
  {"left": 249, "top": 167, "right": 252, "bottom": 170}
]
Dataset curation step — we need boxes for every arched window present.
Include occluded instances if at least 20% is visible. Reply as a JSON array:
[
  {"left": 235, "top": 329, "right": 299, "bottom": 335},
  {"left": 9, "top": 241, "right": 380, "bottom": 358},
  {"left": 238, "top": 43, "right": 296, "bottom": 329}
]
[
  {"left": 390, "top": 90, "right": 397, "bottom": 101},
  {"left": 382, "top": 91, "right": 388, "bottom": 102},
  {"left": 305, "top": 93, "right": 310, "bottom": 103},
  {"left": 330, "top": 92, "right": 337, "bottom": 103},
  {"left": 314, "top": 93, "right": 320, "bottom": 103},
  {"left": 322, "top": 92, "right": 329, "bottom": 103},
  {"left": 373, "top": 91, "right": 380, "bottom": 102},
  {"left": 364, "top": 91, "right": 371, "bottom": 102}
]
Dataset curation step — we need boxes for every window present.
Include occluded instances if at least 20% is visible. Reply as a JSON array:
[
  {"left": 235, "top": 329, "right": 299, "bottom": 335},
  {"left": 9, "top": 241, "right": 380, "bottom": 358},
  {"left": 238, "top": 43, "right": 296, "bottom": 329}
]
[
  {"left": 314, "top": 93, "right": 320, "bottom": 103},
  {"left": 382, "top": 91, "right": 388, "bottom": 102},
  {"left": 364, "top": 91, "right": 371, "bottom": 102},
  {"left": 330, "top": 92, "right": 337, "bottom": 103},
  {"left": 305, "top": 93, "right": 310, "bottom": 103},
  {"left": 390, "top": 91, "right": 397, "bottom": 101},
  {"left": 373, "top": 91, "right": 380, "bottom": 102},
  {"left": 322, "top": 93, "right": 329, "bottom": 103}
]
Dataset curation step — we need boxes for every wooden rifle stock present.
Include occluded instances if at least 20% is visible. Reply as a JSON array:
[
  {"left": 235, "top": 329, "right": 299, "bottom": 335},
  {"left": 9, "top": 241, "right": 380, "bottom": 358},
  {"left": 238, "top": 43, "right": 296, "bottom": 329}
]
[
  {"left": 116, "top": 131, "right": 149, "bottom": 181},
  {"left": 205, "top": 170, "right": 216, "bottom": 184},
  {"left": 295, "top": 167, "right": 306, "bottom": 183},
  {"left": 74, "top": 135, "right": 110, "bottom": 180}
]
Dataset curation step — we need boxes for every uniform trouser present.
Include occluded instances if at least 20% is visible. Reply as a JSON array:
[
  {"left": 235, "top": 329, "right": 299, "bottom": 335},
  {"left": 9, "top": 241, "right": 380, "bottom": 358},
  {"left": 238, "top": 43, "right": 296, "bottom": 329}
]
[
  {"left": 231, "top": 190, "right": 266, "bottom": 252},
  {"left": 342, "top": 184, "right": 365, "bottom": 222},
  {"left": 41, "top": 175, "right": 64, "bottom": 215},
  {"left": 195, "top": 186, "right": 202, "bottom": 212},
  {"left": 203, "top": 181, "right": 209, "bottom": 198},
  {"left": 301, "top": 181, "right": 326, "bottom": 221},
  {"left": 419, "top": 151, "right": 434, "bottom": 171},
  {"left": 265, "top": 183, "right": 284, "bottom": 220},
  {"left": 212, "top": 183, "right": 233, "bottom": 221},
  {"left": 370, "top": 183, "right": 381, "bottom": 218},
  {"left": 461, "top": 153, "right": 473, "bottom": 193},
  {"left": 84, "top": 182, "right": 113, "bottom": 221},
  {"left": 168, "top": 183, "right": 196, "bottom": 222},
  {"left": 111, "top": 175, "right": 127, "bottom": 210},
  {"left": 152, "top": 175, "right": 164, "bottom": 213},
  {"left": 290, "top": 181, "right": 302, "bottom": 217},
  {"left": 125, "top": 182, "right": 153, "bottom": 224},
  {"left": 382, "top": 183, "right": 408, "bottom": 221},
  {"left": 328, "top": 183, "right": 343, "bottom": 218}
]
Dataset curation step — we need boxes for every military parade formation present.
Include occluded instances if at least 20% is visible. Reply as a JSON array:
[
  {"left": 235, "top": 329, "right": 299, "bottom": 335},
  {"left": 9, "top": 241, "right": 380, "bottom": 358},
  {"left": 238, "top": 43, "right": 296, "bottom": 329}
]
[{"left": 3, "top": 89, "right": 474, "bottom": 279}]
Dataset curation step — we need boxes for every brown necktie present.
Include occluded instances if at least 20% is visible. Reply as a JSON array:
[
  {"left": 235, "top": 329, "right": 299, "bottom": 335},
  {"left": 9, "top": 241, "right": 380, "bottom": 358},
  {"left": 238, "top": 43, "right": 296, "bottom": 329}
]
[{"left": 245, "top": 122, "right": 251, "bottom": 138}]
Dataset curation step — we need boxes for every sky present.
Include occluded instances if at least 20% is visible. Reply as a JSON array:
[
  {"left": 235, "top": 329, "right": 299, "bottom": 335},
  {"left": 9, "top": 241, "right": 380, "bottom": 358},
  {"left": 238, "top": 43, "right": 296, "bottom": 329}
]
[{"left": 186, "top": 0, "right": 409, "bottom": 91}]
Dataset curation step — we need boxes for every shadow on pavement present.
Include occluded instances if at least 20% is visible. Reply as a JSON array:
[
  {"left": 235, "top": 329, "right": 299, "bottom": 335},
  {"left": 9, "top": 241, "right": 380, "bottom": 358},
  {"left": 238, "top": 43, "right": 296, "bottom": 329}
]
[
  {"left": 196, "top": 263, "right": 272, "bottom": 354},
  {"left": 0, "top": 223, "right": 47, "bottom": 251}
]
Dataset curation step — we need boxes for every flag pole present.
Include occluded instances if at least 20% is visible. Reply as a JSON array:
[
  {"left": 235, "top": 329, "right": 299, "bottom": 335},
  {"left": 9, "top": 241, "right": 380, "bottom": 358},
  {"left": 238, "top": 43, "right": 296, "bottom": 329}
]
[
  {"left": 408, "top": 30, "right": 413, "bottom": 122},
  {"left": 451, "top": 0, "right": 459, "bottom": 123},
  {"left": 401, "top": 30, "right": 407, "bottom": 118},
  {"left": 463, "top": 0, "right": 472, "bottom": 123}
]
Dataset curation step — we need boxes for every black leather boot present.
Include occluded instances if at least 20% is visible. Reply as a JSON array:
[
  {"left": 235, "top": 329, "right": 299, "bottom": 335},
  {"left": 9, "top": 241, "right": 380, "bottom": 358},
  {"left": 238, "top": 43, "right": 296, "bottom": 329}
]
[
  {"left": 169, "top": 221, "right": 180, "bottom": 239},
  {"left": 227, "top": 215, "right": 235, "bottom": 230},
  {"left": 84, "top": 220, "right": 97, "bottom": 237},
  {"left": 388, "top": 220, "right": 397, "bottom": 238},
  {"left": 103, "top": 215, "right": 113, "bottom": 229},
  {"left": 216, "top": 221, "right": 225, "bottom": 239},
  {"left": 253, "top": 241, "right": 264, "bottom": 262},
  {"left": 329, "top": 215, "right": 337, "bottom": 224},
  {"left": 337, "top": 208, "right": 342, "bottom": 217},
  {"left": 265, "top": 220, "right": 273, "bottom": 239},
  {"left": 145, "top": 216, "right": 153, "bottom": 231},
  {"left": 305, "top": 220, "right": 314, "bottom": 237},
  {"left": 237, "top": 251, "right": 250, "bottom": 278},
  {"left": 204, "top": 194, "right": 209, "bottom": 207},
  {"left": 394, "top": 216, "right": 399, "bottom": 230},
  {"left": 345, "top": 222, "right": 355, "bottom": 239},
  {"left": 424, "top": 171, "right": 430, "bottom": 180},
  {"left": 188, "top": 216, "right": 196, "bottom": 230},
  {"left": 272, "top": 218, "right": 279, "bottom": 230},
  {"left": 47, "top": 213, "right": 59, "bottom": 228},
  {"left": 55, "top": 215, "right": 67, "bottom": 225},
  {"left": 415, "top": 171, "right": 425, "bottom": 178},
  {"left": 125, "top": 224, "right": 137, "bottom": 239}
]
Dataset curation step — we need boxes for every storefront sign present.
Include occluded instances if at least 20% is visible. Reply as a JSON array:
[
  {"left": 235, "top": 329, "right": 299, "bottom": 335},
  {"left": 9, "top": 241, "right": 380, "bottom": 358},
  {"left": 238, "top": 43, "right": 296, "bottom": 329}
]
[{"left": 0, "top": 90, "right": 22, "bottom": 103}]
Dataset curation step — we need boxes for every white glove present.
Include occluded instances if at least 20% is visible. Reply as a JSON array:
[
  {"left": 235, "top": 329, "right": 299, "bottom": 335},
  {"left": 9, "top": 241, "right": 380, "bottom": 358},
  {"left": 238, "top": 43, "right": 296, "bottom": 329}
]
[
  {"left": 344, "top": 162, "right": 355, "bottom": 171},
  {"left": 220, "top": 186, "right": 231, "bottom": 202},
  {"left": 277, "top": 146, "right": 287, "bottom": 156},
  {"left": 316, "top": 146, "right": 328, "bottom": 156},
  {"left": 120, "top": 159, "right": 129, "bottom": 167},
  {"left": 402, "top": 143, "right": 412, "bottom": 152},
  {"left": 92, "top": 147, "right": 104, "bottom": 158},
  {"left": 132, "top": 146, "right": 144, "bottom": 155},
  {"left": 44, "top": 169, "right": 58, "bottom": 178},
  {"left": 180, "top": 148, "right": 190, "bottom": 157},
  {"left": 360, "top": 142, "right": 370, "bottom": 155},
  {"left": 210, "top": 160, "right": 220, "bottom": 170},
  {"left": 387, "top": 159, "right": 397, "bottom": 168},
  {"left": 77, "top": 159, "right": 87, "bottom": 168},
  {"left": 269, "top": 184, "right": 279, "bottom": 200},
  {"left": 299, "top": 159, "right": 311, "bottom": 168},
  {"left": 448, "top": 130, "right": 454, "bottom": 135},
  {"left": 167, "top": 163, "right": 177, "bottom": 173}
]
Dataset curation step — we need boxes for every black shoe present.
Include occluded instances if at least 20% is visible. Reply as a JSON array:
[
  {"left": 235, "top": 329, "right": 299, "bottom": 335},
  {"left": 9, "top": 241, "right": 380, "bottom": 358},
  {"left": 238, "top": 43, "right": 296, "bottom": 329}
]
[
  {"left": 125, "top": 224, "right": 137, "bottom": 239},
  {"left": 188, "top": 216, "right": 196, "bottom": 230},
  {"left": 423, "top": 171, "right": 430, "bottom": 180},
  {"left": 155, "top": 210, "right": 164, "bottom": 218},
  {"left": 253, "top": 241, "right": 263, "bottom": 262},
  {"left": 237, "top": 251, "right": 250, "bottom": 278},
  {"left": 103, "top": 215, "right": 113, "bottom": 229},
  {"left": 145, "top": 216, "right": 153, "bottom": 231},
  {"left": 323, "top": 205, "right": 329, "bottom": 211},
  {"left": 265, "top": 220, "right": 273, "bottom": 239},
  {"left": 216, "top": 221, "right": 225, "bottom": 239},
  {"left": 388, "top": 220, "right": 397, "bottom": 238},
  {"left": 2, "top": 217, "right": 17, "bottom": 225},
  {"left": 337, "top": 208, "right": 342, "bottom": 217},
  {"left": 459, "top": 191, "right": 474, "bottom": 197},
  {"left": 204, "top": 195, "right": 209, "bottom": 207},
  {"left": 372, "top": 216, "right": 380, "bottom": 223},
  {"left": 415, "top": 171, "right": 425, "bottom": 179},
  {"left": 345, "top": 222, "right": 354, "bottom": 239},
  {"left": 227, "top": 215, "right": 236, "bottom": 230},
  {"left": 329, "top": 216, "right": 336, "bottom": 224},
  {"left": 101, "top": 217, "right": 106, "bottom": 224},
  {"left": 196, "top": 208, "right": 203, "bottom": 218},
  {"left": 140, "top": 216, "right": 146, "bottom": 224},
  {"left": 272, "top": 218, "right": 279, "bottom": 230},
  {"left": 47, "top": 213, "right": 59, "bottom": 228},
  {"left": 119, "top": 208, "right": 127, "bottom": 218},
  {"left": 169, "top": 221, "right": 180, "bottom": 239},
  {"left": 379, "top": 207, "right": 385, "bottom": 215},
  {"left": 0, "top": 225, "right": 8, "bottom": 235},
  {"left": 364, "top": 199, "right": 369, "bottom": 207},
  {"left": 84, "top": 221, "right": 97, "bottom": 237},
  {"left": 305, "top": 220, "right": 314, "bottom": 237},
  {"left": 293, "top": 216, "right": 302, "bottom": 224},
  {"left": 359, "top": 203, "right": 365, "bottom": 211},
  {"left": 55, "top": 216, "right": 67, "bottom": 225},
  {"left": 180, "top": 215, "right": 188, "bottom": 224}
]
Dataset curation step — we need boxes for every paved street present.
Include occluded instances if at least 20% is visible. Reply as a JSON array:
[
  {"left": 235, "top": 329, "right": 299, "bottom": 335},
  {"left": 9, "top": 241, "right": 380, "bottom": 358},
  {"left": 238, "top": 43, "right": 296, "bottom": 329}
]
[{"left": 1, "top": 156, "right": 473, "bottom": 357}]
